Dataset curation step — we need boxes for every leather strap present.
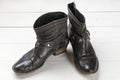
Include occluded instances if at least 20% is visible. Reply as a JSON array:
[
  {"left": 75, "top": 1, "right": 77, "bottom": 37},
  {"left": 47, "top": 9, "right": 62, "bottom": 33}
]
[{"left": 35, "top": 39, "right": 68, "bottom": 49}]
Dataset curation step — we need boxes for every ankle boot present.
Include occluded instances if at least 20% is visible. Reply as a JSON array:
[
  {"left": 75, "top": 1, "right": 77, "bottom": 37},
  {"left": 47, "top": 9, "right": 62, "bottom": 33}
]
[
  {"left": 68, "top": 2, "right": 99, "bottom": 73},
  {"left": 12, "top": 12, "right": 69, "bottom": 73}
]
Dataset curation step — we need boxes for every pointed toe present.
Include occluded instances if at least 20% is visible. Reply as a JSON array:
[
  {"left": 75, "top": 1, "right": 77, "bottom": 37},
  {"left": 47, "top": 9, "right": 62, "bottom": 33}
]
[
  {"left": 12, "top": 60, "right": 32, "bottom": 73},
  {"left": 75, "top": 57, "right": 99, "bottom": 73},
  {"left": 12, "top": 63, "right": 24, "bottom": 73}
]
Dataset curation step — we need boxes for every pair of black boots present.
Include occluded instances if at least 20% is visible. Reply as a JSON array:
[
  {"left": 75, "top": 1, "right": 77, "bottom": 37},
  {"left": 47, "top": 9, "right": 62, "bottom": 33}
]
[{"left": 12, "top": 2, "right": 99, "bottom": 74}]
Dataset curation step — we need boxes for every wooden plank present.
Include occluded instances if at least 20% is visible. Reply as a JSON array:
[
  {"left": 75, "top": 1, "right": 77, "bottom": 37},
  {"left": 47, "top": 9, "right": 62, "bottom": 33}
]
[
  {"left": 0, "top": 0, "right": 72, "bottom": 12},
  {"left": 0, "top": 13, "right": 43, "bottom": 27},
  {"left": 0, "top": 12, "right": 120, "bottom": 27},
  {"left": 0, "top": 0, "right": 120, "bottom": 12},
  {"left": 0, "top": 28, "right": 36, "bottom": 43},
  {"left": 75, "top": 0, "right": 120, "bottom": 12}
]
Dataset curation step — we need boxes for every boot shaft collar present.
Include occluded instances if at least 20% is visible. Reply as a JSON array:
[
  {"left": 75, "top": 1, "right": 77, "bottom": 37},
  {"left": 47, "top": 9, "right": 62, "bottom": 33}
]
[
  {"left": 68, "top": 2, "right": 86, "bottom": 34},
  {"left": 33, "top": 12, "right": 68, "bottom": 42}
]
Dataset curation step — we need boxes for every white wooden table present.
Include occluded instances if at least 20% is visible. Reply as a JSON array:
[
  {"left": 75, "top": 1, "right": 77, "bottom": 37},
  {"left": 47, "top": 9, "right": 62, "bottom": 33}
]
[{"left": 0, "top": 0, "right": 120, "bottom": 80}]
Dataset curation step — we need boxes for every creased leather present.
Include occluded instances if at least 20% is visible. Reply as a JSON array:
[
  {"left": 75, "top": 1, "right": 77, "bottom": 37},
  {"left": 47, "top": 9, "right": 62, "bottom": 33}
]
[
  {"left": 68, "top": 2, "right": 99, "bottom": 73},
  {"left": 12, "top": 12, "right": 69, "bottom": 73}
]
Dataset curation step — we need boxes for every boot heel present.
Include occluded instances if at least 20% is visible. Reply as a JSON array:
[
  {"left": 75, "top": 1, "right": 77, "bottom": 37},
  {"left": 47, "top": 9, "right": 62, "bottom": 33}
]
[{"left": 53, "top": 47, "right": 66, "bottom": 56}]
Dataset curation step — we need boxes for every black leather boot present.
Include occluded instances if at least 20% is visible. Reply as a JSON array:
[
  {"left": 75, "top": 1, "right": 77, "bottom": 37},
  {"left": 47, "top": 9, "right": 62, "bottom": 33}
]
[
  {"left": 12, "top": 12, "right": 69, "bottom": 73},
  {"left": 68, "top": 2, "right": 99, "bottom": 73}
]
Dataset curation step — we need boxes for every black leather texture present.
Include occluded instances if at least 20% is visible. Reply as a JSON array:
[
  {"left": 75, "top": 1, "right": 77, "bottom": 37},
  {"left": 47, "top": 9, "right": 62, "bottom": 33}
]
[
  {"left": 12, "top": 12, "right": 69, "bottom": 73},
  {"left": 68, "top": 2, "right": 99, "bottom": 73}
]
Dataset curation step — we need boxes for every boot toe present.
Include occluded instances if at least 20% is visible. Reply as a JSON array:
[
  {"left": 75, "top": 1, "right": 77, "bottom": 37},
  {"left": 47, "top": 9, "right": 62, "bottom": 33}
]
[
  {"left": 12, "top": 60, "right": 31, "bottom": 73},
  {"left": 75, "top": 56, "right": 99, "bottom": 73}
]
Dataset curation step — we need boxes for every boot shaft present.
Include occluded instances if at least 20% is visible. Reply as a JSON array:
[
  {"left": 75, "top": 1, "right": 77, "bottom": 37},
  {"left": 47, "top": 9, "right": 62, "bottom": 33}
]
[
  {"left": 68, "top": 2, "right": 86, "bottom": 34},
  {"left": 34, "top": 12, "right": 68, "bottom": 42}
]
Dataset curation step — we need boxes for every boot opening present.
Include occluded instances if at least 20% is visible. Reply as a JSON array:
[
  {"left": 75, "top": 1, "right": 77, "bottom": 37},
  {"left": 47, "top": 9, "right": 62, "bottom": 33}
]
[
  {"left": 68, "top": 2, "right": 85, "bottom": 23},
  {"left": 34, "top": 12, "right": 67, "bottom": 28}
]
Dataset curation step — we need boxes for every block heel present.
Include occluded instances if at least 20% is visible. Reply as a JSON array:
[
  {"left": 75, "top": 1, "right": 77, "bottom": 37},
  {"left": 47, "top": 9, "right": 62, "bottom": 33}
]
[{"left": 53, "top": 47, "right": 66, "bottom": 56}]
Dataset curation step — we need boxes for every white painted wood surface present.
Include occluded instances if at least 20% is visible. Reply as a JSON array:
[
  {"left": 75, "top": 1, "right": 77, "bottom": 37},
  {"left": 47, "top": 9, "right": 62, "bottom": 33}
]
[
  {"left": 0, "top": 12, "right": 120, "bottom": 27},
  {"left": 0, "top": 0, "right": 120, "bottom": 80},
  {"left": 0, "top": 0, "right": 120, "bottom": 12}
]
